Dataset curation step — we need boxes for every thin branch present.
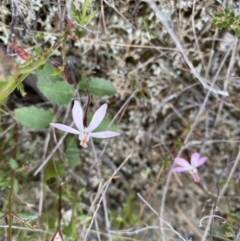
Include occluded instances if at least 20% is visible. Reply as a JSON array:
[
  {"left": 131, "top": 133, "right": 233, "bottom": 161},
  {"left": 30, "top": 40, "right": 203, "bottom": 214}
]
[
  {"left": 137, "top": 193, "right": 189, "bottom": 241},
  {"left": 218, "top": 149, "right": 240, "bottom": 201},
  {"left": 83, "top": 153, "right": 132, "bottom": 241},
  {"left": 144, "top": 0, "right": 228, "bottom": 96},
  {"left": 0, "top": 224, "right": 52, "bottom": 234}
]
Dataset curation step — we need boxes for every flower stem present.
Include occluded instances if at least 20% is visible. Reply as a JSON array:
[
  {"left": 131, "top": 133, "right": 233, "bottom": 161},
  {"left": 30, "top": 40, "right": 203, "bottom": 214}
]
[{"left": 7, "top": 170, "right": 15, "bottom": 241}]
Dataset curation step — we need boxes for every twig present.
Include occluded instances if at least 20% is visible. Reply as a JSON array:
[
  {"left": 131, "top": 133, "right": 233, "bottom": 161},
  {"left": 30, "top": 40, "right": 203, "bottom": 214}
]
[
  {"left": 218, "top": 149, "right": 240, "bottom": 201},
  {"left": 33, "top": 124, "right": 70, "bottom": 176},
  {"left": 109, "top": 225, "right": 169, "bottom": 236},
  {"left": 137, "top": 193, "right": 189, "bottom": 241},
  {"left": 235, "top": 229, "right": 240, "bottom": 241},
  {"left": 199, "top": 215, "right": 234, "bottom": 239},
  {"left": 91, "top": 83, "right": 140, "bottom": 168},
  {"left": 144, "top": 0, "right": 228, "bottom": 96},
  {"left": 0, "top": 224, "right": 52, "bottom": 234},
  {"left": 184, "top": 40, "right": 234, "bottom": 145},
  {"left": 100, "top": 0, "right": 107, "bottom": 34},
  {"left": 175, "top": 204, "right": 202, "bottom": 238},
  {"left": 83, "top": 153, "right": 131, "bottom": 241},
  {"left": 209, "top": 36, "right": 238, "bottom": 138},
  {"left": 34, "top": 90, "right": 80, "bottom": 176},
  {"left": 89, "top": 139, "right": 104, "bottom": 241},
  {"left": 191, "top": 0, "right": 206, "bottom": 71},
  {"left": 89, "top": 137, "right": 112, "bottom": 241}
]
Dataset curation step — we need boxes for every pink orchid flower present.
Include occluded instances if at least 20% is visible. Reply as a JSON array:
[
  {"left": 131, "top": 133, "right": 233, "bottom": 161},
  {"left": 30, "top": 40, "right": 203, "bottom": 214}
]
[
  {"left": 50, "top": 100, "right": 120, "bottom": 148},
  {"left": 171, "top": 152, "right": 207, "bottom": 182}
]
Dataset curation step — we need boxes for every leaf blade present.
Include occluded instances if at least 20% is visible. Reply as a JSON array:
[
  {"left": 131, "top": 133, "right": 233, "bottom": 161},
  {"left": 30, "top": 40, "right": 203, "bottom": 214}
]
[
  {"left": 37, "top": 81, "right": 74, "bottom": 105},
  {"left": 79, "top": 77, "right": 117, "bottom": 96},
  {"left": 15, "top": 106, "right": 54, "bottom": 130}
]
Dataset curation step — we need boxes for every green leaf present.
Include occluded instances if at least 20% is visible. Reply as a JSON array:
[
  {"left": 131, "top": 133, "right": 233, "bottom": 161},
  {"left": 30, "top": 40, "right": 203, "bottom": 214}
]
[
  {"left": 9, "top": 158, "right": 19, "bottom": 170},
  {"left": 224, "top": 5, "right": 234, "bottom": 17},
  {"left": 85, "top": 12, "right": 95, "bottom": 25},
  {"left": 162, "top": 156, "right": 171, "bottom": 166},
  {"left": 235, "top": 15, "right": 240, "bottom": 23},
  {"left": 38, "top": 81, "right": 74, "bottom": 105},
  {"left": 17, "top": 213, "right": 38, "bottom": 221},
  {"left": 15, "top": 106, "right": 54, "bottom": 130},
  {"left": 36, "top": 62, "right": 62, "bottom": 85},
  {"left": 16, "top": 83, "right": 25, "bottom": 96},
  {"left": 64, "top": 222, "right": 75, "bottom": 238},
  {"left": 36, "top": 63, "right": 74, "bottom": 104},
  {"left": 217, "top": 21, "right": 229, "bottom": 28},
  {"left": 235, "top": 27, "right": 240, "bottom": 36},
  {"left": 79, "top": 78, "right": 117, "bottom": 96},
  {"left": 79, "top": 78, "right": 90, "bottom": 89},
  {"left": 51, "top": 67, "right": 63, "bottom": 76},
  {"left": 71, "top": 4, "right": 81, "bottom": 23},
  {"left": 0, "top": 211, "right": 38, "bottom": 222},
  {"left": 35, "top": 46, "right": 43, "bottom": 54},
  {"left": 0, "top": 171, "right": 10, "bottom": 190},
  {"left": 81, "top": 0, "right": 89, "bottom": 24},
  {"left": 44, "top": 160, "right": 65, "bottom": 180}
]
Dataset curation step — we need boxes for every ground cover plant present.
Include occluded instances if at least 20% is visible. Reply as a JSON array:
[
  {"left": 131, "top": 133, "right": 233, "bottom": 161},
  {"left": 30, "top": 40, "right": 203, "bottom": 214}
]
[{"left": 1, "top": 0, "right": 240, "bottom": 240}]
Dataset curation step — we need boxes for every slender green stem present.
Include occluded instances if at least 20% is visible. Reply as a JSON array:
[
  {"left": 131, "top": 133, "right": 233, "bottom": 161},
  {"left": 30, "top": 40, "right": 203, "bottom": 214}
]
[
  {"left": 8, "top": 170, "right": 15, "bottom": 241},
  {"left": 57, "top": 184, "right": 62, "bottom": 230},
  {"left": 0, "top": 34, "right": 65, "bottom": 105}
]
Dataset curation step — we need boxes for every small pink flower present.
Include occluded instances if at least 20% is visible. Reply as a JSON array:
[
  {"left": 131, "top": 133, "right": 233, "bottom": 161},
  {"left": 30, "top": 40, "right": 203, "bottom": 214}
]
[
  {"left": 50, "top": 100, "right": 120, "bottom": 148},
  {"left": 171, "top": 152, "right": 207, "bottom": 182}
]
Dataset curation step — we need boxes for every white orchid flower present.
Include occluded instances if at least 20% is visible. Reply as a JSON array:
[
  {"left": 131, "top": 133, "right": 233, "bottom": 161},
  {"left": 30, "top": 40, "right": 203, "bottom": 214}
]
[{"left": 50, "top": 100, "right": 120, "bottom": 148}]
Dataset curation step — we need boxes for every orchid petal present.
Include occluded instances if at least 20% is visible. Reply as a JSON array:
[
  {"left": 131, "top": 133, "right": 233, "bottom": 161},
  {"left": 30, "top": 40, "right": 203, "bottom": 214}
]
[
  {"left": 88, "top": 104, "right": 107, "bottom": 132},
  {"left": 194, "top": 156, "right": 208, "bottom": 167},
  {"left": 72, "top": 100, "right": 84, "bottom": 131},
  {"left": 90, "top": 131, "right": 121, "bottom": 139},
  {"left": 191, "top": 173, "right": 200, "bottom": 182},
  {"left": 171, "top": 167, "right": 189, "bottom": 172},
  {"left": 190, "top": 152, "right": 200, "bottom": 166},
  {"left": 174, "top": 157, "right": 190, "bottom": 167},
  {"left": 50, "top": 123, "right": 80, "bottom": 135}
]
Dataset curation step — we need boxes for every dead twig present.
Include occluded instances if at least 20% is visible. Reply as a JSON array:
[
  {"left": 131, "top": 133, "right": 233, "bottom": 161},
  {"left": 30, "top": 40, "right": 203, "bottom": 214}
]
[{"left": 144, "top": 0, "right": 228, "bottom": 96}]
